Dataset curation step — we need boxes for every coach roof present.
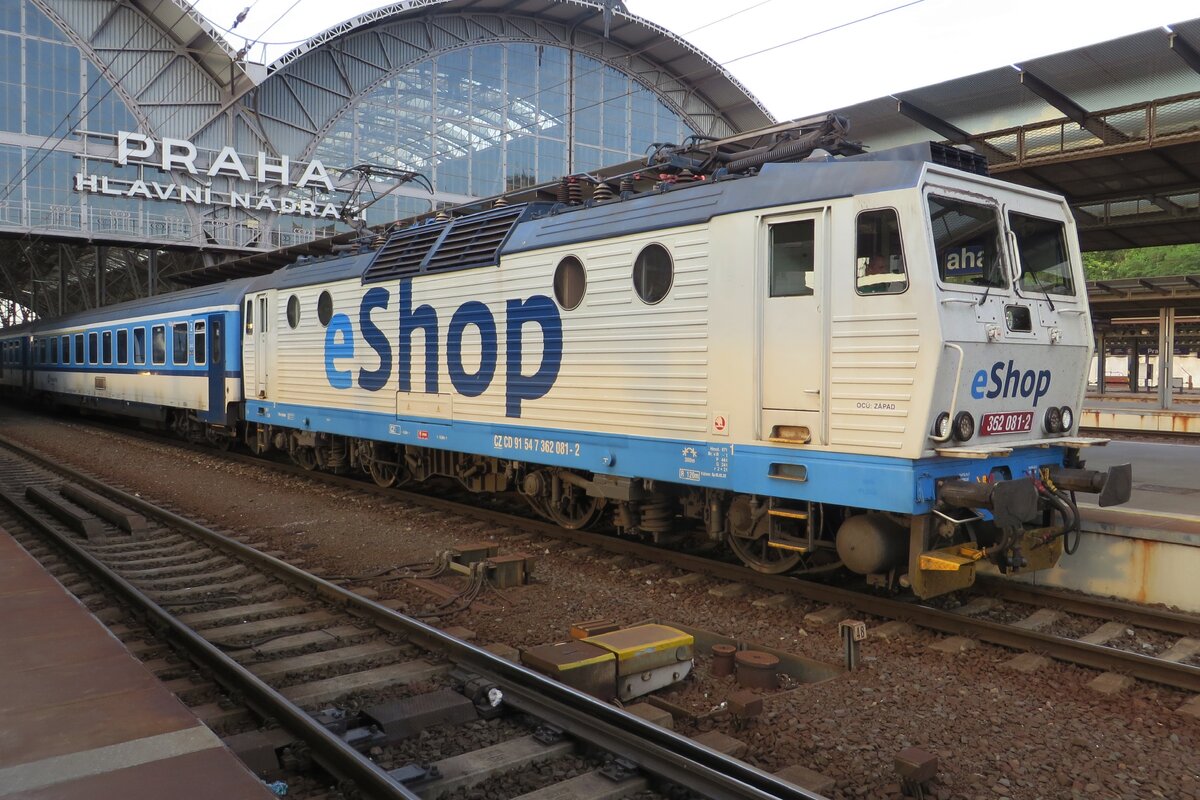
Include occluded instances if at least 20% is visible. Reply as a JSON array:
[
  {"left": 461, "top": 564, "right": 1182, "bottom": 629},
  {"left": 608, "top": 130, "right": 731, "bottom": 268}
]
[{"left": 26, "top": 278, "right": 257, "bottom": 334}]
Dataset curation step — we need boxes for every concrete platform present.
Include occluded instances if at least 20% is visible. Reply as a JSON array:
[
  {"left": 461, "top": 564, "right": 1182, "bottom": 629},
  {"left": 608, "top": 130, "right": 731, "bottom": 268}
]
[
  {"left": 0, "top": 527, "right": 273, "bottom": 799},
  {"left": 1010, "top": 440, "right": 1200, "bottom": 611},
  {"left": 1082, "top": 401, "right": 1200, "bottom": 436}
]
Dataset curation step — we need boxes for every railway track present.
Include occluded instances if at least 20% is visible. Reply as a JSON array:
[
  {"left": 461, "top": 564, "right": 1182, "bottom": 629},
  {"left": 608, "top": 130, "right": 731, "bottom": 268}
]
[
  {"left": 0, "top": 436, "right": 822, "bottom": 800},
  {"left": 6, "top": 417, "right": 1200, "bottom": 697}
]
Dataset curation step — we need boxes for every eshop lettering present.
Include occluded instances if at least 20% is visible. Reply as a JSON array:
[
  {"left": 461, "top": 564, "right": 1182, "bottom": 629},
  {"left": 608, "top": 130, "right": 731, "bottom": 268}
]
[
  {"left": 324, "top": 280, "right": 562, "bottom": 418},
  {"left": 970, "top": 360, "right": 1052, "bottom": 407}
]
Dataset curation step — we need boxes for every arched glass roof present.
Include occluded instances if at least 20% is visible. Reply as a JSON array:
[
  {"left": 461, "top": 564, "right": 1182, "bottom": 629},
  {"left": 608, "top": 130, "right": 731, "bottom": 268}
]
[{"left": 310, "top": 42, "right": 696, "bottom": 223}]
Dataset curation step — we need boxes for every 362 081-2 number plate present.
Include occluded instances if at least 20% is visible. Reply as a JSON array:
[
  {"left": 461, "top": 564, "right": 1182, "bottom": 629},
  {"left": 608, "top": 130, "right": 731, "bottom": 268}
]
[{"left": 980, "top": 411, "right": 1034, "bottom": 436}]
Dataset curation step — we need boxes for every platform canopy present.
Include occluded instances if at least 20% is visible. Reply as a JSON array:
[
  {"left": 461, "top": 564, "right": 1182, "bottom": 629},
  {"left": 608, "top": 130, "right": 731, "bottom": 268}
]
[{"left": 822, "top": 18, "right": 1200, "bottom": 251}]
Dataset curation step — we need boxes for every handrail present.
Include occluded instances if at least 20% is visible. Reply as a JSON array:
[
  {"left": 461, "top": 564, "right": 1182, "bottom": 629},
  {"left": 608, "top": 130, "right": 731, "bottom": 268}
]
[{"left": 930, "top": 342, "right": 965, "bottom": 443}]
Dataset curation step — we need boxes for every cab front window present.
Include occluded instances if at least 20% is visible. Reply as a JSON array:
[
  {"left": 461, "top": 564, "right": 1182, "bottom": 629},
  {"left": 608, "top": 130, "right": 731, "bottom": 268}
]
[
  {"left": 928, "top": 195, "right": 1007, "bottom": 288},
  {"left": 1009, "top": 212, "right": 1075, "bottom": 296}
]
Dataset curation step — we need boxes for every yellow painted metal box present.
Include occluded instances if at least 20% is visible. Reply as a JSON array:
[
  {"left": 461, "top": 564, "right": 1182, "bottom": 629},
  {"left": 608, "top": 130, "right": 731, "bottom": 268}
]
[{"left": 582, "top": 624, "right": 694, "bottom": 677}]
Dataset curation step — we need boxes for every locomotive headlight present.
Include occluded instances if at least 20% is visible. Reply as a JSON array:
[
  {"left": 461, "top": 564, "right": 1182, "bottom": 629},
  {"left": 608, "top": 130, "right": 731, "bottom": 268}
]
[
  {"left": 952, "top": 411, "right": 975, "bottom": 442},
  {"left": 1044, "top": 406, "right": 1063, "bottom": 433},
  {"left": 933, "top": 411, "right": 951, "bottom": 439},
  {"left": 1060, "top": 406, "right": 1074, "bottom": 432}
]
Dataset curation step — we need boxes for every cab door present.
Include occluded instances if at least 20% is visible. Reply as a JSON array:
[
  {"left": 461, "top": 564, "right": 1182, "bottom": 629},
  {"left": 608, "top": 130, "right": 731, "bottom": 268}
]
[
  {"left": 760, "top": 210, "right": 827, "bottom": 442},
  {"left": 251, "top": 292, "right": 270, "bottom": 399}
]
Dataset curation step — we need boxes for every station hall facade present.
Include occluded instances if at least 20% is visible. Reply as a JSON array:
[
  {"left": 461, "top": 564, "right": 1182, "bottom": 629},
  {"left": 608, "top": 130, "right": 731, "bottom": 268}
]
[{"left": 0, "top": 0, "right": 771, "bottom": 322}]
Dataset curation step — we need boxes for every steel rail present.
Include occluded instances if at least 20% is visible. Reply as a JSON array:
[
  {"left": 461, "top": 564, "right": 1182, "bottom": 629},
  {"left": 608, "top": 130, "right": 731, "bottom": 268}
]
[
  {"left": 0, "top": 434, "right": 827, "bottom": 800},
  {"left": 12, "top": 422, "right": 1200, "bottom": 691},
  {"left": 973, "top": 578, "right": 1200, "bottom": 638},
  {"left": 0, "top": 489, "right": 422, "bottom": 800}
]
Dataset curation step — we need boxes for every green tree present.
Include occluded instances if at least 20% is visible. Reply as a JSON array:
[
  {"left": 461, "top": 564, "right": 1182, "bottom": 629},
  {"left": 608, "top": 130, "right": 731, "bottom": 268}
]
[{"left": 1083, "top": 244, "right": 1200, "bottom": 280}]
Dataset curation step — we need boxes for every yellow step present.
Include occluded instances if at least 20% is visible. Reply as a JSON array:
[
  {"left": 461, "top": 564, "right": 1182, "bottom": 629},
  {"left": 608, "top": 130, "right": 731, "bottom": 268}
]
[
  {"left": 767, "top": 509, "right": 809, "bottom": 520},
  {"left": 919, "top": 545, "right": 985, "bottom": 572}
]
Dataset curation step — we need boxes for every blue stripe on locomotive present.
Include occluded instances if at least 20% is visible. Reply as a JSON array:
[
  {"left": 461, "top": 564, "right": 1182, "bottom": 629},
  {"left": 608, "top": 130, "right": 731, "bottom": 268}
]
[{"left": 246, "top": 399, "right": 1062, "bottom": 515}]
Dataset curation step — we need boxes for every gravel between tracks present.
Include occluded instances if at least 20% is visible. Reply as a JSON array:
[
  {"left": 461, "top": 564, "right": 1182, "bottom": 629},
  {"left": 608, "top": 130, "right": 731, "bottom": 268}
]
[{"left": 3, "top": 408, "right": 1199, "bottom": 800}]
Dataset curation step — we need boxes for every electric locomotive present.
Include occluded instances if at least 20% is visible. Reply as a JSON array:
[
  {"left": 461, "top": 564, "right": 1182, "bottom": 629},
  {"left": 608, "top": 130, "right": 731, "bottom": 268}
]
[{"left": 3, "top": 117, "right": 1130, "bottom": 598}]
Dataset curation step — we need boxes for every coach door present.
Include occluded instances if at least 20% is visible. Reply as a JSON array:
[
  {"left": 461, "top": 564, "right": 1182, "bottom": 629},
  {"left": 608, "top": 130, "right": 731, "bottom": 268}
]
[
  {"left": 251, "top": 292, "right": 270, "bottom": 399},
  {"left": 205, "top": 313, "right": 225, "bottom": 421},
  {"left": 760, "top": 211, "right": 826, "bottom": 442}
]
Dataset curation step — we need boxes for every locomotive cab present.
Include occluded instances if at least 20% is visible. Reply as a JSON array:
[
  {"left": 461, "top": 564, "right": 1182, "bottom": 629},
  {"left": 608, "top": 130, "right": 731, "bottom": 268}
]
[{"left": 870, "top": 164, "right": 1130, "bottom": 596}]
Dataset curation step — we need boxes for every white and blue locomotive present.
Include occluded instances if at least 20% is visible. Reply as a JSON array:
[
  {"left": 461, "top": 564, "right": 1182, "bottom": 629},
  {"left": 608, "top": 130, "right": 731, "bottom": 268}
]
[{"left": 1, "top": 134, "right": 1130, "bottom": 598}]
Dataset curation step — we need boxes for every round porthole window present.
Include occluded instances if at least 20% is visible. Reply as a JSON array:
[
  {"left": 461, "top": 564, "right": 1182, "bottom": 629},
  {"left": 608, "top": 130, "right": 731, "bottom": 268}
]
[
  {"left": 286, "top": 295, "right": 301, "bottom": 329},
  {"left": 553, "top": 256, "right": 586, "bottom": 310},
  {"left": 317, "top": 291, "right": 333, "bottom": 326},
  {"left": 632, "top": 244, "right": 672, "bottom": 304}
]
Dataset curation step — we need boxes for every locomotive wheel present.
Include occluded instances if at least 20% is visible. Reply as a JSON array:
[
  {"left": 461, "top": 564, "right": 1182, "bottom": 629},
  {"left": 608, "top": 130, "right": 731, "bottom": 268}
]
[
  {"left": 291, "top": 446, "right": 318, "bottom": 471},
  {"left": 365, "top": 442, "right": 405, "bottom": 487},
  {"left": 726, "top": 496, "right": 801, "bottom": 574},
  {"left": 368, "top": 458, "right": 400, "bottom": 487},
  {"left": 545, "top": 493, "right": 605, "bottom": 530}
]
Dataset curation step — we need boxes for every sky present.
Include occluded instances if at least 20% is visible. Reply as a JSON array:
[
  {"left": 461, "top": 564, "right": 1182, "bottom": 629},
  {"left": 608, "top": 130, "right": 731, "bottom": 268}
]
[{"left": 190, "top": 0, "right": 1200, "bottom": 119}]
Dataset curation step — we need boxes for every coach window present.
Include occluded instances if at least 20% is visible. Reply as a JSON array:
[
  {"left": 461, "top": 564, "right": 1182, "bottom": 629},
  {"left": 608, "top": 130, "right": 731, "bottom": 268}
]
[
  {"left": 74, "top": 334, "right": 84, "bottom": 364},
  {"left": 61, "top": 336, "right": 69, "bottom": 364},
  {"left": 928, "top": 195, "right": 1007, "bottom": 289},
  {"left": 245, "top": 299, "right": 253, "bottom": 334},
  {"left": 152, "top": 325, "right": 166, "bottom": 365},
  {"left": 632, "top": 244, "right": 672, "bottom": 304},
  {"left": 194, "top": 321, "right": 207, "bottom": 366},
  {"left": 172, "top": 323, "right": 189, "bottom": 365},
  {"left": 50, "top": 337, "right": 58, "bottom": 365},
  {"left": 211, "top": 320, "right": 223, "bottom": 366},
  {"left": 117, "top": 329, "right": 128, "bottom": 364},
  {"left": 769, "top": 220, "right": 815, "bottom": 296},
  {"left": 553, "top": 257, "right": 586, "bottom": 310},
  {"left": 287, "top": 295, "right": 300, "bottom": 328},
  {"left": 102, "top": 331, "right": 113, "bottom": 364},
  {"left": 88, "top": 332, "right": 98, "bottom": 364},
  {"left": 133, "top": 328, "right": 146, "bottom": 365},
  {"left": 855, "top": 209, "right": 908, "bottom": 295}
]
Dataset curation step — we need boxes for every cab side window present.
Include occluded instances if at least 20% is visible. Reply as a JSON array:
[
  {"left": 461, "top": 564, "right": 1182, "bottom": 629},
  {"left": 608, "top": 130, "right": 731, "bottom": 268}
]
[{"left": 855, "top": 209, "right": 908, "bottom": 295}]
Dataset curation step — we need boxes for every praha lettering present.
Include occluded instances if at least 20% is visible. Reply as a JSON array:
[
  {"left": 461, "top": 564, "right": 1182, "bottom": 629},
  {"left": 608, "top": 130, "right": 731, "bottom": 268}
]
[{"left": 116, "top": 131, "right": 333, "bottom": 190}]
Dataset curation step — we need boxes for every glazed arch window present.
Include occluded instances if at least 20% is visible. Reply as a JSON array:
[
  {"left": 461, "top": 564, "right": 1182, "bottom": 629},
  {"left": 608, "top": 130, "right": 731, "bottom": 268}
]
[
  {"left": 553, "top": 256, "right": 586, "bottom": 310},
  {"left": 855, "top": 209, "right": 908, "bottom": 295},
  {"left": 287, "top": 295, "right": 301, "bottom": 329},
  {"left": 632, "top": 244, "right": 673, "bottom": 304},
  {"left": 151, "top": 325, "right": 166, "bottom": 365}
]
